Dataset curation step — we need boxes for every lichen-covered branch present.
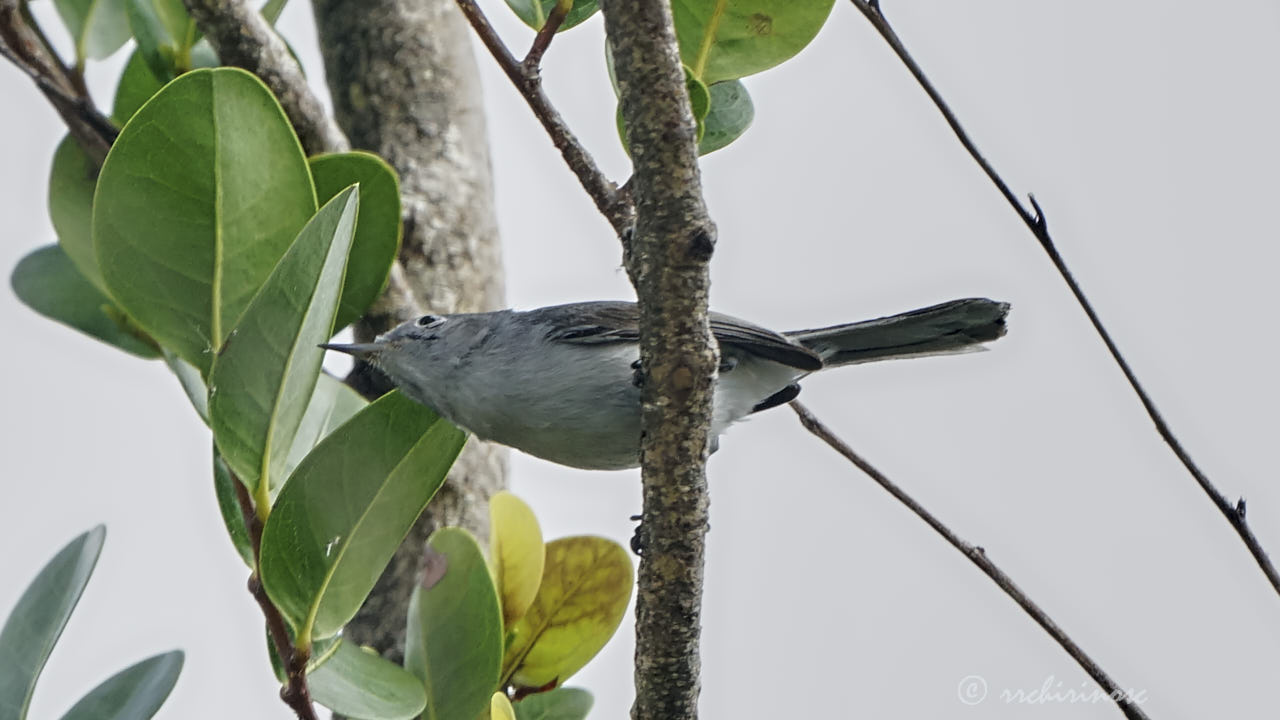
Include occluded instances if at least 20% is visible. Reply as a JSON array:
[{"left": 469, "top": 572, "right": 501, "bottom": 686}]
[
  {"left": 182, "top": 0, "right": 348, "bottom": 155},
  {"left": 311, "top": 0, "right": 507, "bottom": 662},
  {"left": 598, "top": 2, "right": 717, "bottom": 719}
]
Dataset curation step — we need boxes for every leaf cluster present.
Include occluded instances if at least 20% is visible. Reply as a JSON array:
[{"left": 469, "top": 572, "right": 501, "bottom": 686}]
[{"left": 506, "top": 0, "right": 836, "bottom": 154}]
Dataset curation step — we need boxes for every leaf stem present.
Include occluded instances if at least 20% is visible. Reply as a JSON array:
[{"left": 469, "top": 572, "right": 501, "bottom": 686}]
[
  {"left": 846, "top": 0, "right": 1280, "bottom": 599},
  {"left": 790, "top": 402, "right": 1151, "bottom": 720},
  {"left": 232, "top": 475, "right": 319, "bottom": 720}
]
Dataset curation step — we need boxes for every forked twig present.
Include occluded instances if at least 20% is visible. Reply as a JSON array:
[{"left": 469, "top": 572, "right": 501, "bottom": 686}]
[
  {"left": 791, "top": 401, "right": 1151, "bottom": 720},
  {"left": 848, "top": 0, "right": 1280, "bottom": 597},
  {"left": 454, "top": 0, "right": 634, "bottom": 234}
]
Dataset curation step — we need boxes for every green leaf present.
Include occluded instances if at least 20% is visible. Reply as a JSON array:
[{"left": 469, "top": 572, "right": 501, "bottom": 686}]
[
  {"left": 53, "top": 0, "right": 130, "bottom": 62},
  {"left": 698, "top": 80, "right": 753, "bottom": 155},
  {"left": 259, "top": 391, "right": 466, "bottom": 643},
  {"left": 11, "top": 245, "right": 160, "bottom": 358},
  {"left": 405, "top": 528, "right": 503, "bottom": 720},
  {"left": 0, "top": 526, "right": 106, "bottom": 720},
  {"left": 213, "top": 450, "right": 253, "bottom": 567},
  {"left": 309, "top": 153, "right": 401, "bottom": 331},
  {"left": 59, "top": 651, "right": 183, "bottom": 720},
  {"left": 502, "top": 537, "right": 633, "bottom": 691},
  {"left": 503, "top": 0, "right": 598, "bottom": 32},
  {"left": 260, "top": 0, "right": 289, "bottom": 24},
  {"left": 48, "top": 136, "right": 103, "bottom": 291},
  {"left": 126, "top": 0, "right": 192, "bottom": 78},
  {"left": 267, "top": 632, "right": 339, "bottom": 684},
  {"left": 488, "top": 491, "right": 545, "bottom": 627},
  {"left": 673, "top": 0, "right": 835, "bottom": 84},
  {"left": 208, "top": 187, "right": 360, "bottom": 500},
  {"left": 513, "top": 688, "right": 593, "bottom": 720},
  {"left": 280, "top": 374, "right": 368, "bottom": 493},
  {"left": 93, "top": 67, "right": 317, "bottom": 376},
  {"left": 111, "top": 51, "right": 166, "bottom": 126},
  {"left": 309, "top": 640, "right": 426, "bottom": 720}
]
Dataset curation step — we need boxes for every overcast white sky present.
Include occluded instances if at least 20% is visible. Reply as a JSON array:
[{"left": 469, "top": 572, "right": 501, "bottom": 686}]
[{"left": 3, "top": 1, "right": 1279, "bottom": 718}]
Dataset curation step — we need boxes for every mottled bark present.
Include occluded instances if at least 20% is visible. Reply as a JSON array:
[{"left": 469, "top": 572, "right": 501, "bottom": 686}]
[
  {"left": 600, "top": 2, "right": 717, "bottom": 719},
  {"left": 182, "top": 0, "right": 349, "bottom": 155},
  {"left": 311, "top": 0, "right": 507, "bottom": 662}
]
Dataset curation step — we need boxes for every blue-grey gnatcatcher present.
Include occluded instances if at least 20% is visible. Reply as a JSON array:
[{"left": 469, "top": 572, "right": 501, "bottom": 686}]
[{"left": 322, "top": 298, "right": 1009, "bottom": 470}]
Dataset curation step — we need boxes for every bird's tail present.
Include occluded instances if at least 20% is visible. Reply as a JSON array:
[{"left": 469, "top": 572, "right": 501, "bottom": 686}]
[{"left": 785, "top": 298, "right": 1010, "bottom": 368}]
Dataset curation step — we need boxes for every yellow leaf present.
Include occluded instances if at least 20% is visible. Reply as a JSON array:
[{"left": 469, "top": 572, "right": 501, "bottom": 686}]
[
  {"left": 488, "top": 491, "right": 546, "bottom": 626},
  {"left": 502, "top": 536, "right": 634, "bottom": 690},
  {"left": 490, "top": 692, "right": 516, "bottom": 720}
]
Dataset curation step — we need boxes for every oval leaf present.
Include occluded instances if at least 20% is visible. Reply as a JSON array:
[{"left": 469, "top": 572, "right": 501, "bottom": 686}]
[
  {"left": 513, "top": 687, "right": 593, "bottom": 720},
  {"left": 405, "top": 528, "right": 503, "bottom": 720},
  {"left": 93, "top": 67, "right": 317, "bottom": 376},
  {"left": 502, "top": 537, "right": 633, "bottom": 690},
  {"left": 488, "top": 491, "right": 545, "bottom": 627},
  {"left": 53, "top": 0, "right": 130, "bottom": 62},
  {"left": 208, "top": 187, "right": 360, "bottom": 497},
  {"left": 0, "top": 526, "right": 106, "bottom": 720},
  {"left": 307, "top": 640, "right": 426, "bottom": 720},
  {"left": 503, "top": 0, "right": 598, "bottom": 32},
  {"left": 308, "top": 152, "right": 401, "bottom": 331},
  {"left": 491, "top": 693, "right": 516, "bottom": 720},
  {"left": 11, "top": 245, "right": 160, "bottom": 358},
  {"left": 259, "top": 391, "right": 466, "bottom": 642},
  {"left": 111, "top": 50, "right": 166, "bottom": 126},
  {"left": 48, "top": 136, "right": 103, "bottom": 291},
  {"left": 673, "top": 0, "right": 835, "bottom": 84},
  {"left": 58, "top": 650, "right": 184, "bottom": 720},
  {"left": 699, "top": 80, "right": 754, "bottom": 155}
]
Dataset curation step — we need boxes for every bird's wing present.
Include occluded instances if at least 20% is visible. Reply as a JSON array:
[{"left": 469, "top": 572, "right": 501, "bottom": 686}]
[{"left": 538, "top": 301, "right": 821, "bottom": 371}]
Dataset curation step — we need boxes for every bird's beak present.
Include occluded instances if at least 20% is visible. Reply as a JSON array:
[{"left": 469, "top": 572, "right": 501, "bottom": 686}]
[{"left": 319, "top": 342, "right": 383, "bottom": 358}]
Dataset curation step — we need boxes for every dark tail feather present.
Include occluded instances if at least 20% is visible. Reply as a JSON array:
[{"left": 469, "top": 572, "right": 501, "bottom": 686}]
[{"left": 785, "top": 298, "right": 1010, "bottom": 368}]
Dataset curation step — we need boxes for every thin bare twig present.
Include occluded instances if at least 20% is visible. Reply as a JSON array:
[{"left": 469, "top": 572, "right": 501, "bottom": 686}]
[
  {"left": 790, "top": 401, "right": 1151, "bottom": 720},
  {"left": 848, "top": 0, "right": 1280, "bottom": 597},
  {"left": 231, "top": 478, "right": 319, "bottom": 720},
  {"left": 454, "top": 0, "right": 634, "bottom": 234},
  {"left": 522, "top": 0, "right": 569, "bottom": 69}
]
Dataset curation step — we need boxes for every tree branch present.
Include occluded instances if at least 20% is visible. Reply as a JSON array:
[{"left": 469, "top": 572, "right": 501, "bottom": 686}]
[
  {"left": 848, "top": 0, "right": 1280, "bottom": 598},
  {"left": 231, "top": 477, "right": 319, "bottom": 720},
  {"left": 181, "top": 0, "right": 349, "bottom": 155},
  {"left": 790, "top": 401, "right": 1151, "bottom": 720},
  {"left": 311, "top": 0, "right": 508, "bottom": 666},
  {"left": 598, "top": 2, "right": 717, "bottom": 719},
  {"left": 0, "top": 0, "right": 115, "bottom": 164},
  {"left": 454, "top": 0, "right": 634, "bottom": 234}
]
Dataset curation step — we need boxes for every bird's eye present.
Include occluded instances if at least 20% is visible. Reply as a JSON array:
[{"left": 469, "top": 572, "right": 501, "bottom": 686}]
[{"left": 416, "top": 314, "right": 444, "bottom": 328}]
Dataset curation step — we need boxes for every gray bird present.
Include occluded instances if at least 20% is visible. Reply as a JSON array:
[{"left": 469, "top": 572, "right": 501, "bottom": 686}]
[{"left": 323, "top": 298, "right": 1009, "bottom": 470}]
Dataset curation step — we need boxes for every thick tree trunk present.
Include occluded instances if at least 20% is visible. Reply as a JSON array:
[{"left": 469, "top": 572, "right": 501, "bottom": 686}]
[{"left": 311, "top": 0, "right": 507, "bottom": 662}]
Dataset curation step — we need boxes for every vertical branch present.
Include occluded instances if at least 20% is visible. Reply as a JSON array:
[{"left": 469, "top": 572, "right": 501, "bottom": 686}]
[
  {"left": 599, "top": 2, "right": 717, "bottom": 719},
  {"left": 847, "top": 0, "right": 1280, "bottom": 598},
  {"left": 311, "top": 0, "right": 508, "bottom": 662}
]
